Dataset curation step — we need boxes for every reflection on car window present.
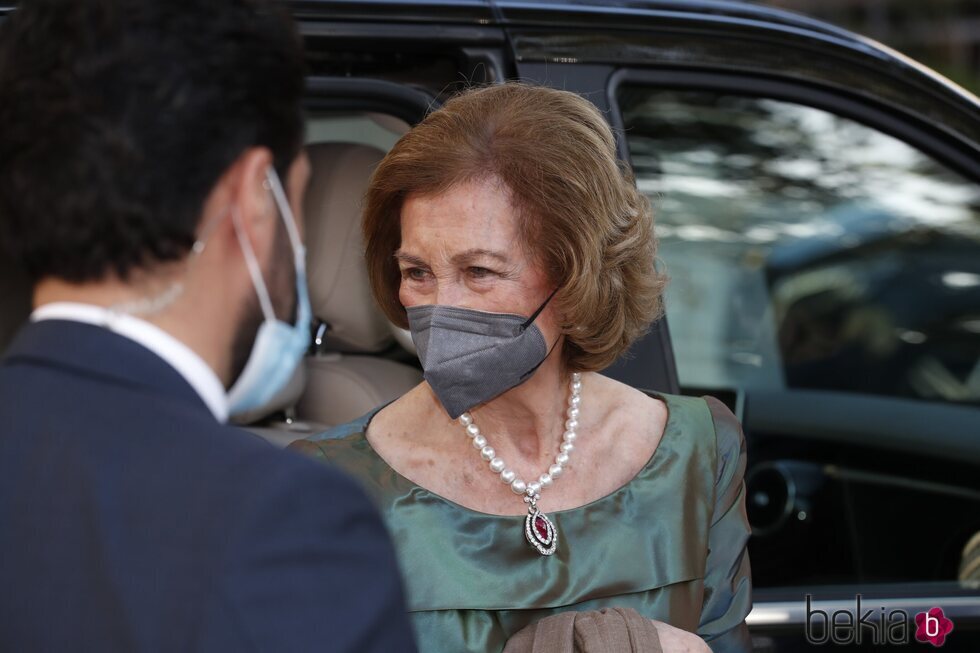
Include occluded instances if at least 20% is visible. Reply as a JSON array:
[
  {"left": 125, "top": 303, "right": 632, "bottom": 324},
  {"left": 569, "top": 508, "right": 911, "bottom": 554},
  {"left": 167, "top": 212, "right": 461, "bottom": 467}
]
[
  {"left": 305, "top": 113, "right": 406, "bottom": 151},
  {"left": 618, "top": 88, "right": 980, "bottom": 406}
]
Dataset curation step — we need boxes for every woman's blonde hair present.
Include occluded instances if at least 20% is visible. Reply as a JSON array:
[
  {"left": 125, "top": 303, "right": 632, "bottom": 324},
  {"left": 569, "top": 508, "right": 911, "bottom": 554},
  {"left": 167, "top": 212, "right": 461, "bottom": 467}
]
[{"left": 363, "top": 82, "right": 666, "bottom": 372}]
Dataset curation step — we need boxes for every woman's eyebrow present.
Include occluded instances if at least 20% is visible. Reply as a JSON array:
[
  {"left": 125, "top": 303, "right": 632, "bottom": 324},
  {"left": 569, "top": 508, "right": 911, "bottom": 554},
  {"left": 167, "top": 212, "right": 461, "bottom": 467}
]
[
  {"left": 393, "top": 250, "right": 428, "bottom": 267},
  {"left": 451, "top": 249, "right": 510, "bottom": 265}
]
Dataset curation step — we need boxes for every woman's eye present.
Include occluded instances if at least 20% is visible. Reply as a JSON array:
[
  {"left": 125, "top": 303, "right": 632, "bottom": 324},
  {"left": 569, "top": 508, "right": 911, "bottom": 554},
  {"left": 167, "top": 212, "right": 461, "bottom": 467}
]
[
  {"left": 403, "top": 268, "right": 431, "bottom": 281},
  {"left": 467, "top": 266, "right": 495, "bottom": 279}
]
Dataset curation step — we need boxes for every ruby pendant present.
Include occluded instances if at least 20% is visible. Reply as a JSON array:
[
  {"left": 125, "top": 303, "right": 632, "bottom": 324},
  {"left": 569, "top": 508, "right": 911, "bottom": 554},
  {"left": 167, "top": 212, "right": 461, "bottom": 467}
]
[{"left": 525, "top": 508, "right": 557, "bottom": 555}]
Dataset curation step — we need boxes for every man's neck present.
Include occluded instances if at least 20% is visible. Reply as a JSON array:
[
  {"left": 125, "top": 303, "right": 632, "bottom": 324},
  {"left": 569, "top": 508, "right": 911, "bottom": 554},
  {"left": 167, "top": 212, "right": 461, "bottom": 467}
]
[{"left": 33, "top": 274, "right": 234, "bottom": 386}]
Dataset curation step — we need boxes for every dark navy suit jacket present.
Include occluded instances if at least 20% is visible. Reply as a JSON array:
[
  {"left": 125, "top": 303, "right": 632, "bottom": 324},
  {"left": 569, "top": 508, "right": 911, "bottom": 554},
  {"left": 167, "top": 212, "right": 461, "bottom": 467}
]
[{"left": 0, "top": 320, "right": 417, "bottom": 652}]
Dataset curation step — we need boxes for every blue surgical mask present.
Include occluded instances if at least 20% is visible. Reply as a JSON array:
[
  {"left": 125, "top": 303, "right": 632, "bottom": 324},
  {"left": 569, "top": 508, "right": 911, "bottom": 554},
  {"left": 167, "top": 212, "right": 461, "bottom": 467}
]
[{"left": 226, "top": 166, "right": 311, "bottom": 416}]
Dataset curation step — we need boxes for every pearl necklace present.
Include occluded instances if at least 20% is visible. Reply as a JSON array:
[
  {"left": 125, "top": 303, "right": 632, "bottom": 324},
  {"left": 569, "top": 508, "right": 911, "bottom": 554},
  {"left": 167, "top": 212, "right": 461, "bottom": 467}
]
[{"left": 458, "top": 372, "right": 581, "bottom": 556}]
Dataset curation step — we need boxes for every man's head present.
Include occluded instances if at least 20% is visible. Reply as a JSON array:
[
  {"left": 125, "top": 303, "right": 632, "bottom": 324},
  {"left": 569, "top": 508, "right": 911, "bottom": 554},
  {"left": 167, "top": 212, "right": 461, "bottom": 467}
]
[{"left": 0, "top": 0, "right": 310, "bottom": 386}]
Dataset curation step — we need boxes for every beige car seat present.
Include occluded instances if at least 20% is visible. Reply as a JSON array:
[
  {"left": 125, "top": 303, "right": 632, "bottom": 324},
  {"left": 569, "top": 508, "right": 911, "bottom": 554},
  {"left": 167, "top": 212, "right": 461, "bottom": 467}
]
[{"left": 291, "top": 142, "right": 422, "bottom": 432}]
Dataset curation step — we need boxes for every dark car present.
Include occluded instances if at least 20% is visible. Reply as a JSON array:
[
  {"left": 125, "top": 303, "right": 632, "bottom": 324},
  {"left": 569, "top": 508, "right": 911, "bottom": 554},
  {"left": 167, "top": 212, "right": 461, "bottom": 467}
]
[{"left": 1, "top": 0, "right": 978, "bottom": 650}]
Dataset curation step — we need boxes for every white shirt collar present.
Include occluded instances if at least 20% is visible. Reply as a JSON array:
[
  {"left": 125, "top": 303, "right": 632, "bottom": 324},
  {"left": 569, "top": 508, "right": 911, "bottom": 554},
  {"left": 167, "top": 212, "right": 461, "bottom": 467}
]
[{"left": 31, "top": 302, "right": 228, "bottom": 423}]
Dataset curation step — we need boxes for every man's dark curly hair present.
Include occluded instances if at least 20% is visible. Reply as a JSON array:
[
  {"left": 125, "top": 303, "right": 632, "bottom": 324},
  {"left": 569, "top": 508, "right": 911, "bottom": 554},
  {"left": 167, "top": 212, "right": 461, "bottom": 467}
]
[{"left": 0, "top": 0, "right": 306, "bottom": 282}]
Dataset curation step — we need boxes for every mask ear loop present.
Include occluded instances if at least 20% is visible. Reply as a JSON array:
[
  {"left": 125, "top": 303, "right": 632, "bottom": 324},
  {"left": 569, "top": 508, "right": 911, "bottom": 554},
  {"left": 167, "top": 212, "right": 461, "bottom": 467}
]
[
  {"left": 517, "top": 287, "right": 564, "bottom": 380},
  {"left": 521, "top": 286, "right": 561, "bottom": 330},
  {"left": 518, "top": 333, "right": 564, "bottom": 381},
  {"left": 230, "top": 206, "right": 277, "bottom": 323},
  {"left": 263, "top": 166, "right": 306, "bottom": 274},
  {"left": 193, "top": 168, "right": 303, "bottom": 326}
]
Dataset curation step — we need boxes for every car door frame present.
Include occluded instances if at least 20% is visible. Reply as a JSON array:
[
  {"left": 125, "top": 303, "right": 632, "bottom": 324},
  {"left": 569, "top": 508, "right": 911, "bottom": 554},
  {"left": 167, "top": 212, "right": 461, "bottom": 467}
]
[{"left": 603, "top": 48, "right": 980, "bottom": 648}]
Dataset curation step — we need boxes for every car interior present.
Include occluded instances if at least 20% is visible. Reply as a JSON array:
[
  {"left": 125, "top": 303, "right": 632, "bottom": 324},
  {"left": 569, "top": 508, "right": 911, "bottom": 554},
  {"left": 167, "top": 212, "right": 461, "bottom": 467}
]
[
  {"left": 239, "top": 124, "right": 427, "bottom": 446},
  {"left": 1, "top": 40, "right": 978, "bottom": 648}
]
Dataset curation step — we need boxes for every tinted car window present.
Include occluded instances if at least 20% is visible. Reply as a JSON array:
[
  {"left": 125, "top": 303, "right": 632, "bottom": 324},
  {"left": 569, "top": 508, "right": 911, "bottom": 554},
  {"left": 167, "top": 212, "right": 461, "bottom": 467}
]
[{"left": 617, "top": 88, "right": 980, "bottom": 406}]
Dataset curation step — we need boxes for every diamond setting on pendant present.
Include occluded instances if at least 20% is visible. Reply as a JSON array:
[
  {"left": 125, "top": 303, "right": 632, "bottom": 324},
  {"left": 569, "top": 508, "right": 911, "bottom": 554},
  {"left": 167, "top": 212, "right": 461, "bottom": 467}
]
[{"left": 524, "top": 508, "right": 557, "bottom": 556}]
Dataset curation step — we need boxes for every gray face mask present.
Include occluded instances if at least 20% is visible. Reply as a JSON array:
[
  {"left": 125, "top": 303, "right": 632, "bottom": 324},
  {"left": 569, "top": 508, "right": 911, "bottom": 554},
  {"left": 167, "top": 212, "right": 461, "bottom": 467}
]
[{"left": 406, "top": 290, "right": 558, "bottom": 418}]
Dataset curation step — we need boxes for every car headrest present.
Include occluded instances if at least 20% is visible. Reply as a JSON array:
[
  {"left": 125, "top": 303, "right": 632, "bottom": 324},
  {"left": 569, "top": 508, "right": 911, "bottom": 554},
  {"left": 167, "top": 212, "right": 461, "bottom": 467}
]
[{"left": 304, "top": 142, "right": 393, "bottom": 354}]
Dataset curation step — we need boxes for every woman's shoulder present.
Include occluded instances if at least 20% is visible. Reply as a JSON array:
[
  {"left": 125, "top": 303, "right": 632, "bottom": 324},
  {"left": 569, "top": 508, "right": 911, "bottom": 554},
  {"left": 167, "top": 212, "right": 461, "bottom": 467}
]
[
  {"left": 657, "top": 390, "right": 745, "bottom": 479},
  {"left": 592, "top": 374, "right": 744, "bottom": 480},
  {"left": 288, "top": 408, "right": 382, "bottom": 474},
  {"left": 685, "top": 394, "right": 747, "bottom": 493},
  {"left": 314, "top": 409, "right": 377, "bottom": 441},
  {"left": 591, "top": 373, "right": 717, "bottom": 434},
  {"left": 289, "top": 413, "right": 405, "bottom": 508}
]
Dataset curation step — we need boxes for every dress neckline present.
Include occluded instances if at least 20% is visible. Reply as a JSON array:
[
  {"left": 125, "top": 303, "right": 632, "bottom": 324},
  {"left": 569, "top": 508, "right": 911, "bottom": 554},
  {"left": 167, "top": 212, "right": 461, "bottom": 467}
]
[{"left": 353, "top": 390, "right": 677, "bottom": 520}]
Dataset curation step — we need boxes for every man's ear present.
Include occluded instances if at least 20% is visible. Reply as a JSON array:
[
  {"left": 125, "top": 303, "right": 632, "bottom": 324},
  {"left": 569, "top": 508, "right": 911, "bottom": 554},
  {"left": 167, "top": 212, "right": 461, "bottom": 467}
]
[{"left": 226, "top": 147, "right": 277, "bottom": 262}]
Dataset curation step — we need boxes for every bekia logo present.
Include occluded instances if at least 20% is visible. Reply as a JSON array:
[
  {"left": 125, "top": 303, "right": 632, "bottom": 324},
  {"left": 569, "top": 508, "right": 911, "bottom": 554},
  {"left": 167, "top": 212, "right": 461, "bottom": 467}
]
[
  {"left": 915, "top": 607, "right": 954, "bottom": 647},
  {"left": 806, "top": 595, "right": 954, "bottom": 646}
]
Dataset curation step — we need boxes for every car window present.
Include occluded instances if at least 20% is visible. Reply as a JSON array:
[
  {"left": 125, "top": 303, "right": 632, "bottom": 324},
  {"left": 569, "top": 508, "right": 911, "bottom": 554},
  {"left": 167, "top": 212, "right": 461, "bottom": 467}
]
[
  {"left": 617, "top": 88, "right": 980, "bottom": 406},
  {"left": 305, "top": 113, "right": 407, "bottom": 151}
]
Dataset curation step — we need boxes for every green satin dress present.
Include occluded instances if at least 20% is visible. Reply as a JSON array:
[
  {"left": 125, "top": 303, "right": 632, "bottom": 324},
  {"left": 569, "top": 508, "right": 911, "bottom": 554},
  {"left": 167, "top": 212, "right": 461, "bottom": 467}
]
[{"left": 294, "top": 392, "right": 753, "bottom": 653}]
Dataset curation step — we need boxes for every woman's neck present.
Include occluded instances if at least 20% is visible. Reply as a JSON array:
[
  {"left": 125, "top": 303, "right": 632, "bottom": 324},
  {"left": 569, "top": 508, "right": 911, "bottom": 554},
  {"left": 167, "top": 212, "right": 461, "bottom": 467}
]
[{"left": 449, "top": 351, "right": 574, "bottom": 475}]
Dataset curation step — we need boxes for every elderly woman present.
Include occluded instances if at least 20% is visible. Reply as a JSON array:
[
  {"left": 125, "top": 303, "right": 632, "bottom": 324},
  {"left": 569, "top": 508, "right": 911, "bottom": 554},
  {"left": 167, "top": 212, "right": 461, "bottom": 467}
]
[{"left": 293, "top": 83, "right": 752, "bottom": 653}]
